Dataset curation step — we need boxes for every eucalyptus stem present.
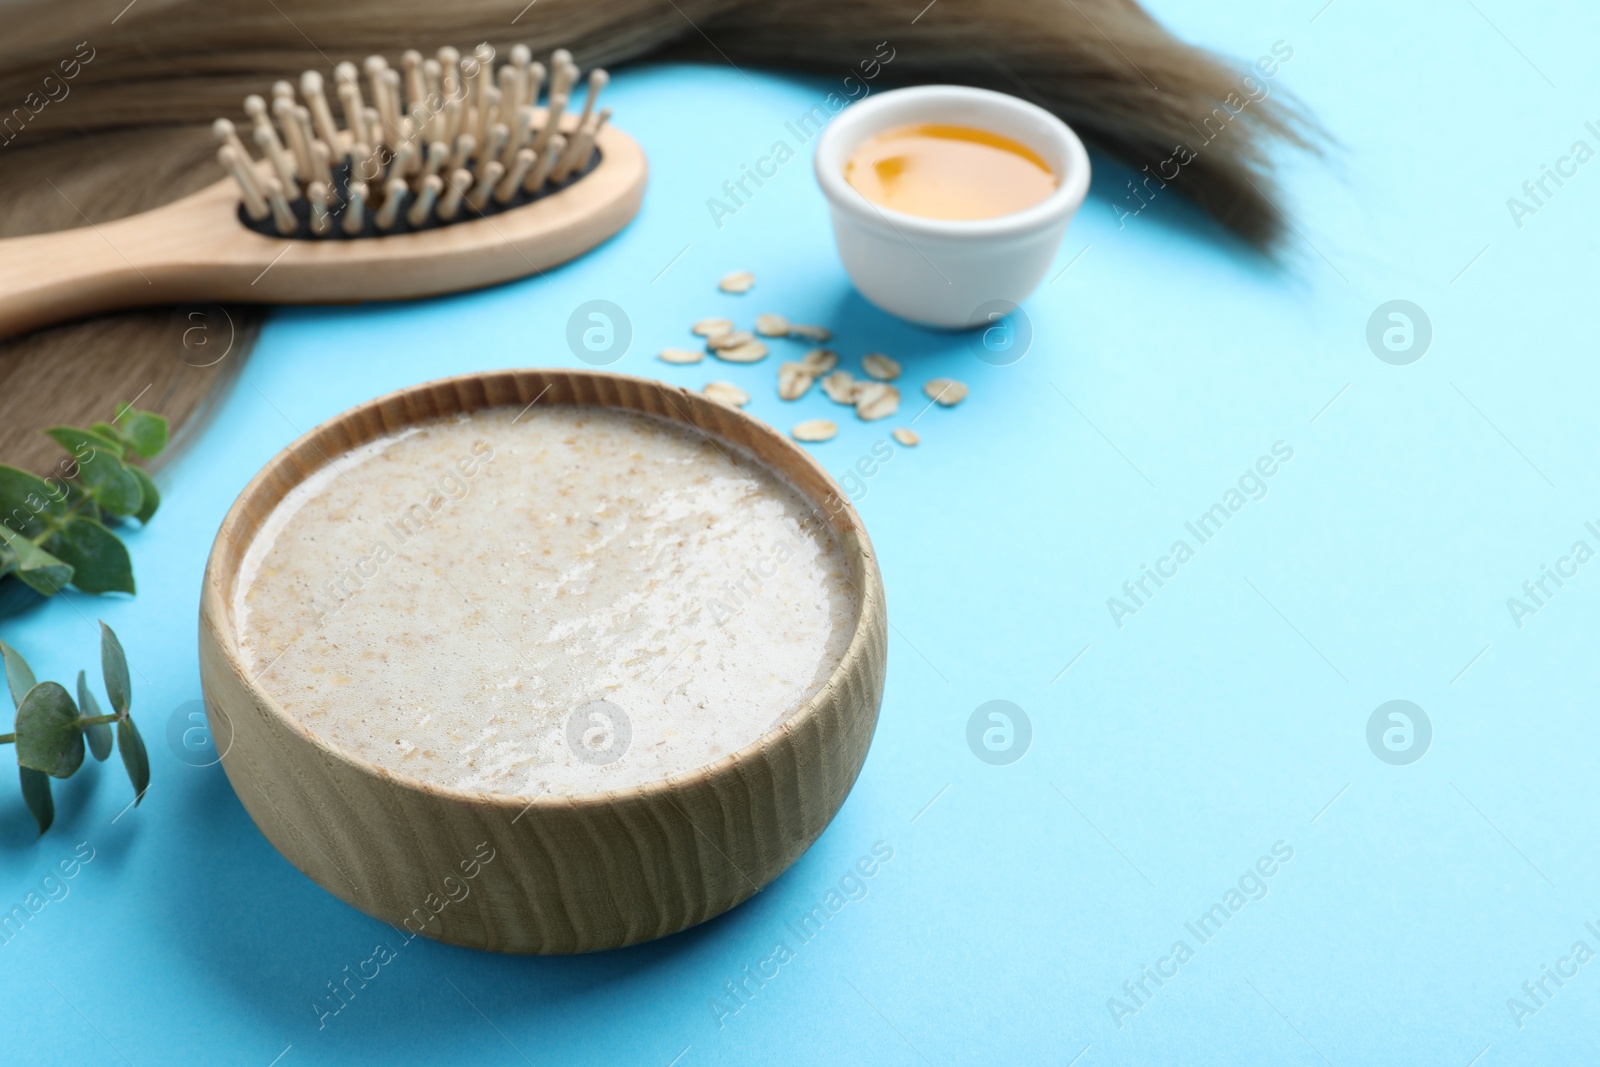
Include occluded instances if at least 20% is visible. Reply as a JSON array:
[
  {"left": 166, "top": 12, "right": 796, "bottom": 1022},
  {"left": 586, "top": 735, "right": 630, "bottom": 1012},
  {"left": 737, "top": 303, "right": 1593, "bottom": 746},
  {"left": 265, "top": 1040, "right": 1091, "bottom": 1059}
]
[{"left": 0, "top": 732, "right": 13, "bottom": 745}]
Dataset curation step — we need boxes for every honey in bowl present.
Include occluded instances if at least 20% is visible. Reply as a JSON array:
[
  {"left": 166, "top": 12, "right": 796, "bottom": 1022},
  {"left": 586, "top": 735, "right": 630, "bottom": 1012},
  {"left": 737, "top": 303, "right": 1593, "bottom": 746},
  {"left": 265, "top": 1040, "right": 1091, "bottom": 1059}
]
[{"left": 843, "top": 123, "right": 1058, "bottom": 221}]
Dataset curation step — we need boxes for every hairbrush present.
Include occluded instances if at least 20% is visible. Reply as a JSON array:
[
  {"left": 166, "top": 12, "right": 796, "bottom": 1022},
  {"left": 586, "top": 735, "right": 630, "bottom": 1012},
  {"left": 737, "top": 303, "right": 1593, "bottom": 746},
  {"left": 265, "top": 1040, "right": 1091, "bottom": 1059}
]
[{"left": 0, "top": 43, "right": 646, "bottom": 339}]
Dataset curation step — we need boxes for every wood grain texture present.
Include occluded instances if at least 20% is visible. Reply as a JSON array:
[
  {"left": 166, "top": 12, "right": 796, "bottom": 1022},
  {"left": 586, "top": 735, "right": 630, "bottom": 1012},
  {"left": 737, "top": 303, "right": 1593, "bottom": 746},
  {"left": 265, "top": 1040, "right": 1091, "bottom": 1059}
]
[
  {"left": 198, "top": 369, "right": 887, "bottom": 954},
  {"left": 0, "top": 114, "right": 646, "bottom": 340}
]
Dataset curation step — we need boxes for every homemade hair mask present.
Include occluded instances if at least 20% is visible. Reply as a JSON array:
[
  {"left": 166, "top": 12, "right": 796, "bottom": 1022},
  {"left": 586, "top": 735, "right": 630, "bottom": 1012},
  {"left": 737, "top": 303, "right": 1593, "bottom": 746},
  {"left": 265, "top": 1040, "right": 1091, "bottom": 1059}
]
[
  {"left": 843, "top": 123, "right": 1058, "bottom": 220},
  {"left": 231, "top": 404, "right": 857, "bottom": 795},
  {"left": 199, "top": 370, "right": 886, "bottom": 953}
]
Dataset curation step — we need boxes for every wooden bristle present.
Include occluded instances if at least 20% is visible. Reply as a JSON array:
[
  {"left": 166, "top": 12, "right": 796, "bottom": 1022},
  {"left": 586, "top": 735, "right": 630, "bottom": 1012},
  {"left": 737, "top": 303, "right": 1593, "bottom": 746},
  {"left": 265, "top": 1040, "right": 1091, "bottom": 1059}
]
[
  {"left": 218, "top": 145, "right": 270, "bottom": 220},
  {"left": 309, "top": 140, "right": 334, "bottom": 189},
  {"left": 574, "top": 70, "right": 608, "bottom": 131},
  {"left": 447, "top": 133, "right": 475, "bottom": 175},
  {"left": 262, "top": 176, "right": 297, "bottom": 235},
  {"left": 308, "top": 181, "right": 332, "bottom": 236},
  {"left": 423, "top": 141, "right": 449, "bottom": 180},
  {"left": 551, "top": 115, "right": 599, "bottom": 184},
  {"left": 301, "top": 71, "right": 341, "bottom": 150},
  {"left": 382, "top": 70, "right": 403, "bottom": 137},
  {"left": 407, "top": 174, "right": 443, "bottom": 227},
  {"left": 219, "top": 41, "right": 615, "bottom": 237},
  {"left": 337, "top": 80, "right": 365, "bottom": 146},
  {"left": 375, "top": 178, "right": 407, "bottom": 231},
  {"left": 437, "top": 46, "right": 461, "bottom": 105},
  {"left": 253, "top": 123, "right": 300, "bottom": 199},
  {"left": 523, "top": 133, "right": 563, "bottom": 193},
  {"left": 480, "top": 124, "right": 509, "bottom": 180},
  {"left": 497, "top": 147, "right": 535, "bottom": 203},
  {"left": 466, "top": 161, "right": 504, "bottom": 212},
  {"left": 526, "top": 62, "right": 547, "bottom": 112},
  {"left": 213, "top": 118, "right": 248, "bottom": 161},
  {"left": 343, "top": 181, "right": 368, "bottom": 235},
  {"left": 403, "top": 51, "right": 425, "bottom": 112},
  {"left": 349, "top": 141, "right": 374, "bottom": 186},
  {"left": 437, "top": 168, "right": 471, "bottom": 221},
  {"left": 531, "top": 92, "right": 567, "bottom": 158},
  {"left": 273, "top": 97, "right": 312, "bottom": 178}
]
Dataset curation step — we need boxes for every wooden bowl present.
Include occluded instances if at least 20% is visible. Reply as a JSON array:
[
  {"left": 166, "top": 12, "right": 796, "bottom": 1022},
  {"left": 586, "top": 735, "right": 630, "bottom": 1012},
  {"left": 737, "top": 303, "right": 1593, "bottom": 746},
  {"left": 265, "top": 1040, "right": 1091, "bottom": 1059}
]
[{"left": 198, "top": 369, "right": 887, "bottom": 953}]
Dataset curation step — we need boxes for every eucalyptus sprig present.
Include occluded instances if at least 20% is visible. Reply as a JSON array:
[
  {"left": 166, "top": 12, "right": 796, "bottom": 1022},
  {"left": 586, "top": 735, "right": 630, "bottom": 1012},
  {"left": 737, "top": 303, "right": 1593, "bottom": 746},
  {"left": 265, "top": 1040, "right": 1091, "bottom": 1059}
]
[
  {"left": 0, "top": 623, "right": 149, "bottom": 835},
  {"left": 0, "top": 404, "right": 168, "bottom": 617}
]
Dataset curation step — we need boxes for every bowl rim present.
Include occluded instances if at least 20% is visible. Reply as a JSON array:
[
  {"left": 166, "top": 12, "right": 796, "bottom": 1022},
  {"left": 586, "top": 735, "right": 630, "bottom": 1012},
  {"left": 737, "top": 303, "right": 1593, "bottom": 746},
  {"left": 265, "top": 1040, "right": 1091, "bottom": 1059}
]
[
  {"left": 813, "top": 84, "right": 1092, "bottom": 241},
  {"left": 201, "top": 367, "right": 883, "bottom": 813}
]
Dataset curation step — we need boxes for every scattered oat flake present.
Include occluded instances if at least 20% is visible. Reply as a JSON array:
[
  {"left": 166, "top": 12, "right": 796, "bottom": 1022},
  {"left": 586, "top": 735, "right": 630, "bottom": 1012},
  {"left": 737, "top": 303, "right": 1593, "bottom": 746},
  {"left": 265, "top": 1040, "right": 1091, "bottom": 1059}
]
[
  {"left": 855, "top": 382, "right": 900, "bottom": 421},
  {"left": 924, "top": 378, "right": 968, "bottom": 405},
  {"left": 801, "top": 348, "right": 838, "bottom": 375},
  {"left": 821, "top": 370, "right": 860, "bottom": 404},
  {"left": 658, "top": 348, "right": 704, "bottom": 364},
  {"left": 703, "top": 381, "right": 750, "bottom": 407},
  {"left": 755, "top": 313, "right": 790, "bottom": 337},
  {"left": 862, "top": 353, "right": 901, "bottom": 381},
  {"left": 892, "top": 427, "right": 919, "bottom": 447},
  {"left": 716, "top": 340, "right": 769, "bottom": 363},
  {"left": 719, "top": 271, "right": 755, "bottom": 294},
  {"left": 693, "top": 318, "right": 734, "bottom": 337},
  {"left": 789, "top": 323, "right": 832, "bottom": 342},
  {"left": 792, "top": 419, "right": 838, "bottom": 442},
  {"left": 707, "top": 329, "right": 754, "bottom": 351},
  {"left": 778, "top": 361, "right": 816, "bottom": 401}
]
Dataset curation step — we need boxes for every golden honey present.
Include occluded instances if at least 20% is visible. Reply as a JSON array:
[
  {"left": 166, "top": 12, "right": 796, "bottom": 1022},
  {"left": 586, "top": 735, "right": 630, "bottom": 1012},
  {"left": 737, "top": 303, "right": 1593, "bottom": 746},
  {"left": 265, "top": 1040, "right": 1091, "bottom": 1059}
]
[{"left": 844, "top": 123, "right": 1057, "bottom": 221}]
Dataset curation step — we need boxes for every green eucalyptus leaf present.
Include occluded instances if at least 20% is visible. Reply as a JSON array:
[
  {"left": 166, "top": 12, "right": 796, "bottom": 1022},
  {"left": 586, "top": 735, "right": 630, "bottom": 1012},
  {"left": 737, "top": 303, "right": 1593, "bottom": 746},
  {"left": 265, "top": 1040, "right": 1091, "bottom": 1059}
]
[
  {"left": 128, "top": 467, "right": 160, "bottom": 525},
  {"left": 19, "top": 765, "right": 52, "bottom": 835},
  {"left": 77, "top": 670, "right": 112, "bottom": 761},
  {"left": 100, "top": 622, "right": 130, "bottom": 716},
  {"left": 0, "top": 526, "right": 72, "bottom": 597},
  {"left": 0, "top": 465, "right": 67, "bottom": 538},
  {"left": 45, "top": 428, "right": 142, "bottom": 517},
  {"left": 46, "top": 424, "right": 124, "bottom": 460},
  {"left": 0, "top": 638, "right": 37, "bottom": 708},
  {"left": 113, "top": 408, "right": 169, "bottom": 460},
  {"left": 59, "top": 481, "right": 101, "bottom": 525},
  {"left": 45, "top": 518, "right": 134, "bottom": 596},
  {"left": 117, "top": 717, "right": 149, "bottom": 804},
  {"left": 16, "top": 681, "right": 84, "bottom": 779}
]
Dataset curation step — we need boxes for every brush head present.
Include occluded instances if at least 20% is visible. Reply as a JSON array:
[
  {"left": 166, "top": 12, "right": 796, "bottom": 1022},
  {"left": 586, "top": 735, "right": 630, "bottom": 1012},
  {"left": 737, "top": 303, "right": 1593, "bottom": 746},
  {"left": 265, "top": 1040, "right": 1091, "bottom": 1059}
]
[{"left": 216, "top": 44, "right": 610, "bottom": 240}]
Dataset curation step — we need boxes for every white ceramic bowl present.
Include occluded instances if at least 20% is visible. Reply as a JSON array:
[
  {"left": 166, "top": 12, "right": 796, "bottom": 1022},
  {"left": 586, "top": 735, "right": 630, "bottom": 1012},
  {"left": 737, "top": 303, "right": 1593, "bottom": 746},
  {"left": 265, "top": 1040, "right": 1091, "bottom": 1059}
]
[{"left": 814, "top": 85, "right": 1091, "bottom": 329}]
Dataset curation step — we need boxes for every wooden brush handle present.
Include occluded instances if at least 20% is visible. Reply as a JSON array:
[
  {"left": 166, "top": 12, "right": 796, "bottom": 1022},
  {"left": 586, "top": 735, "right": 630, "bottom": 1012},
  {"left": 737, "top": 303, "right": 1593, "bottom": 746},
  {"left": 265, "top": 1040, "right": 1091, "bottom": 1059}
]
[{"left": 0, "top": 211, "right": 190, "bottom": 337}]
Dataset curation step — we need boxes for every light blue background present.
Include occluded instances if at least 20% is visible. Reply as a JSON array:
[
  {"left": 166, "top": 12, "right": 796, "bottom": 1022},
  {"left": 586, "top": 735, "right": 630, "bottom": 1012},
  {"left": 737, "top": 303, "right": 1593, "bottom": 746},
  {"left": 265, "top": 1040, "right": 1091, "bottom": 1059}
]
[{"left": 3, "top": 1, "right": 1599, "bottom": 1062}]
